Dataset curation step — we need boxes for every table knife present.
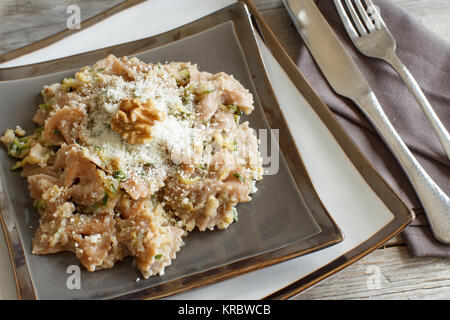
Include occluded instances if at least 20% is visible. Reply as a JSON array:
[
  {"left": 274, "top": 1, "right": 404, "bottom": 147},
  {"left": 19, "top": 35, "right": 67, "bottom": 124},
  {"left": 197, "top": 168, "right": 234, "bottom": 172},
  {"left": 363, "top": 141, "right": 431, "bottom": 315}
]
[{"left": 283, "top": 0, "right": 450, "bottom": 244}]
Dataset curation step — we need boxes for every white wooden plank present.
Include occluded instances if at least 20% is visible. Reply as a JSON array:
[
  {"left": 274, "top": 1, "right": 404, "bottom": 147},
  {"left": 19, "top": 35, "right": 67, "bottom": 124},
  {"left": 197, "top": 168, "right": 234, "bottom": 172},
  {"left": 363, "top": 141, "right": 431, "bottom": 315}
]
[
  {"left": 294, "top": 246, "right": 450, "bottom": 300},
  {"left": 0, "top": 0, "right": 123, "bottom": 54}
]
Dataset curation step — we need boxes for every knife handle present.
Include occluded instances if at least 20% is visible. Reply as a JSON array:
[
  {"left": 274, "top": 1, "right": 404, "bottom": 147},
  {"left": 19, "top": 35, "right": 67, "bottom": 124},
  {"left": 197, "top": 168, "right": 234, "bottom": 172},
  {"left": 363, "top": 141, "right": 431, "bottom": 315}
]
[{"left": 354, "top": 92, "right": 450, "bottom": 244}]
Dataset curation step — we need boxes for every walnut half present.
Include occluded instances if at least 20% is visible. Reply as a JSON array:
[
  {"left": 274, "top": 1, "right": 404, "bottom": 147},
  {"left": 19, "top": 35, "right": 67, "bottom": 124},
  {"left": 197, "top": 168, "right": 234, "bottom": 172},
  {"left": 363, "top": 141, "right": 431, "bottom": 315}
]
[{"left": 111, "top": 98, "right": 165, "bottom": 144}]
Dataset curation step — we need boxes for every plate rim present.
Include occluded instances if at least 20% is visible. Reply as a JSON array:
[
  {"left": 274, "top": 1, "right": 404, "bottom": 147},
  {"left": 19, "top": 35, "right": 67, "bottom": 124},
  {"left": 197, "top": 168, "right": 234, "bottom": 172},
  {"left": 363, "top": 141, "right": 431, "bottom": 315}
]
[{"left": 0, "top": 2, "right": 345, "bottom": 300}]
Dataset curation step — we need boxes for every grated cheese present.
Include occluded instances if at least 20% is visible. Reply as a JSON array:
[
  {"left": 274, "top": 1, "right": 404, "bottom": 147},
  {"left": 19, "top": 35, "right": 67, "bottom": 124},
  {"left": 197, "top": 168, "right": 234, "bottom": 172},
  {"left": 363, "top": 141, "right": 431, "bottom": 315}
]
[{"left": 79, "top": 64, "right": 203, "bottom": 188}]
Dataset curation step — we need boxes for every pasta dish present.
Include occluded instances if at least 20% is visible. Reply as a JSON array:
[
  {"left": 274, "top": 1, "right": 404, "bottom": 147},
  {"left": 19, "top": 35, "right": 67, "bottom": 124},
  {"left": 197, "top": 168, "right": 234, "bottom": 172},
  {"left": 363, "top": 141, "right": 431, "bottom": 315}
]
[{"left": 1, "top": 55, "right": 263, "bottom": 278}]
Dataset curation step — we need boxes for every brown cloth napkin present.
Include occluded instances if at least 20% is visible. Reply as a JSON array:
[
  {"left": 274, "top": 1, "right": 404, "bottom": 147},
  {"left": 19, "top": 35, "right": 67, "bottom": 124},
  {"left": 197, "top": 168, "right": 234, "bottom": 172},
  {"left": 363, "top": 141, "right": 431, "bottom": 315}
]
[{"left": 295, "top": 0, "right": 450, "bottom": 257}]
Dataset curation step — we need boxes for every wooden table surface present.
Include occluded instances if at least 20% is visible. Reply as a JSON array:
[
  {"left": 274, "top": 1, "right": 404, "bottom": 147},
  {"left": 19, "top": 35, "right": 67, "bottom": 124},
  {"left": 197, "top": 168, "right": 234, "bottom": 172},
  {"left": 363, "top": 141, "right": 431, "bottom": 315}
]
[{"left": 0, "top": 0, "right": 449, "bottom": 300}]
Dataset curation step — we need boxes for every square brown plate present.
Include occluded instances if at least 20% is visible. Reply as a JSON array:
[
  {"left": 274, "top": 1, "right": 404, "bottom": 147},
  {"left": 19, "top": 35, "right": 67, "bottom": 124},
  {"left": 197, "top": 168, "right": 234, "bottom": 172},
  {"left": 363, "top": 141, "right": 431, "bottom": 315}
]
[{"left": 0, "top": 3, "right": 343, "bottom": 299}]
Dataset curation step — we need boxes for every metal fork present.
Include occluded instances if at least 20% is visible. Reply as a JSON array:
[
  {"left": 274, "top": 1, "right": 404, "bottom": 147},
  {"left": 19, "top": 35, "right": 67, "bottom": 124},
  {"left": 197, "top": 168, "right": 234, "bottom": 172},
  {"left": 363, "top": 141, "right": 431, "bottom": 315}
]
[{"left": 334, "top": 0, "right": 450, "bottom": 160}]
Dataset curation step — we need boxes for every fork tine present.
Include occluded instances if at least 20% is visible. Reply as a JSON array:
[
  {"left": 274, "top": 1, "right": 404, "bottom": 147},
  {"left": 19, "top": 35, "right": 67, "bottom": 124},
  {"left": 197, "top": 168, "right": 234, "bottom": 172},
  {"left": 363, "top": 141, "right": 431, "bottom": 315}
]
[
  {"left": 363, "top": 0, "right": 386, "bottom": 29},
  {"left": 343, "top": 0, "right": 368, "bottom": 36},
  {"left": 353, "top": 0, "right": 375, "bottom": 32},
  {"left": 333, "top": 0, "right": 359, "bottom": 39}
]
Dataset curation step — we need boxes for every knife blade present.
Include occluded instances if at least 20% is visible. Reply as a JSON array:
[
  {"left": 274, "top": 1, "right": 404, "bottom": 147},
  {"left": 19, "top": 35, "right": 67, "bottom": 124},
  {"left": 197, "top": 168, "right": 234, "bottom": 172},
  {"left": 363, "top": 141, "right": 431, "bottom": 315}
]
[
  {"left": 283, "top": 0, "right": 450, "bottom": 244},
  {"left": 284, "top": 0, "right": 371, "bottom": 100}
]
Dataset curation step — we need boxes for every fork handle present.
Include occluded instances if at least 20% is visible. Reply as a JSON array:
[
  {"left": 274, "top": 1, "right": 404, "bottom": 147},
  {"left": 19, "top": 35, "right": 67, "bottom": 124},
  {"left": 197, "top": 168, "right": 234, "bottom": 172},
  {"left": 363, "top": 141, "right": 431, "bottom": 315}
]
[
  {"left": 384, "top": 52, "right": 450, "bottom": 160},
  {"left": 354, "top": 92, "right": 450, "bottom": 244}
]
